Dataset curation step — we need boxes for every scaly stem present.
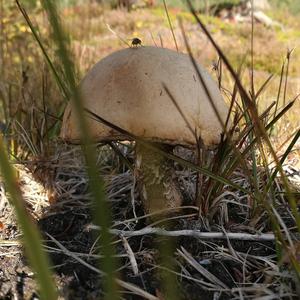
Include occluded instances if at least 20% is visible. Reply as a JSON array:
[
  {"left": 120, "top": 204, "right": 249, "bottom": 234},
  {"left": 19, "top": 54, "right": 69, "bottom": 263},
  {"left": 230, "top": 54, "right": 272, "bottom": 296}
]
[{"left": 135, "top": 142, "right": 182, "bottom": 217}]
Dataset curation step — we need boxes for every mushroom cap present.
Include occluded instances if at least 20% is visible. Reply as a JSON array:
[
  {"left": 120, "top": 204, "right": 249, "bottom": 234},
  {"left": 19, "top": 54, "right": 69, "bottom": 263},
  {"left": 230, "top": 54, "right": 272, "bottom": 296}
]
[{"left": 60, "top": 46, "right": 229, "bottom": 147}]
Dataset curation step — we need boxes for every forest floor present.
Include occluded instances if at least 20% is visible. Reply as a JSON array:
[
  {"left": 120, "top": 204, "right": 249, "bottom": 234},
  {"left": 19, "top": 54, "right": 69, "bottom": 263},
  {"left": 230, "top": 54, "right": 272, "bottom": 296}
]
[{"left": 1, "top": 2, "right": 300, "bottom": 299}]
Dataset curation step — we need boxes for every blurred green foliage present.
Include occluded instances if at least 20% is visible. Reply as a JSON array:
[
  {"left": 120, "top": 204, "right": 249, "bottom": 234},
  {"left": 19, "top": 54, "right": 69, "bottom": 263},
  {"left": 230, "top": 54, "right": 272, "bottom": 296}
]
[
  {"left": 158, "top": 0, "right": 240, "bottom": 10},
  {"left": 22, "top": 0, "right": 92, "bottom": 8},
  {"left": 19, "top": 0, "right": 300, "bottom": 14},
  {"left": 160, "top": 0, "right": 300, "bottom": 14},
  {"left": 271, "top": 0, "right": 300, "bottom": 14}
]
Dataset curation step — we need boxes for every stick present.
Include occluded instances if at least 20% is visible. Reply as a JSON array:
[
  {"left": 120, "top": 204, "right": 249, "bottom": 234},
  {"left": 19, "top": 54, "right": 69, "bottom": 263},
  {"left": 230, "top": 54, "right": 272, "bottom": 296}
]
[{"left": 86, "top": 226, "right": 280, "bottom": 242}]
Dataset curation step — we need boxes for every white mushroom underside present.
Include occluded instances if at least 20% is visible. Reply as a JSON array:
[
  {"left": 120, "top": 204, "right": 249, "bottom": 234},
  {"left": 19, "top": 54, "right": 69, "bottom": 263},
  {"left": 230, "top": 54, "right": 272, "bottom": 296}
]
[{"left": 61, "top": 46, "right": 229, "bottom": 147}]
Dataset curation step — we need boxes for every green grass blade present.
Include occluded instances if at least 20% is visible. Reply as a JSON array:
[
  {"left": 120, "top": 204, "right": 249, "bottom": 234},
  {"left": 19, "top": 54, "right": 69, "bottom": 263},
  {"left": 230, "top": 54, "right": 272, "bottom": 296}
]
[
  {"left": 16, "top": 0, "right": 70, "bottom": 100},
  {"left": 254, "top": 74, "right": 274, "bottom": 102},
  {"left": 163, "top": 0, "right": 179, "bottom": 51},
  {"left": 220, "top": 100, "right": 296, "bottom": 185},
  {"left": 0, "top": 136, "right": 57, "bottom": 300},
  {"left": 283, "top": 48, "right": 294, "bottom": 106},
  {"left": 265, "top": 129, "right": 300, "bottom": 193},
  {"left": 26, "top": 0, "right": 119, "bottom": 298},
  {"left": 42, "top": 0, "right": 118, "bottom": 300},
  {"left": 273, "top": 59, "right": 286, "bottom": 120}
]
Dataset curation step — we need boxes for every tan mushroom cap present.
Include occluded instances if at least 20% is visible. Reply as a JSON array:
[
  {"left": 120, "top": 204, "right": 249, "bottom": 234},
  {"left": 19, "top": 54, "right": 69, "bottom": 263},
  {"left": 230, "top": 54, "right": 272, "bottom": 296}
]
[{"left": 60, "top": 46, "right": 229, "bottom": 147}]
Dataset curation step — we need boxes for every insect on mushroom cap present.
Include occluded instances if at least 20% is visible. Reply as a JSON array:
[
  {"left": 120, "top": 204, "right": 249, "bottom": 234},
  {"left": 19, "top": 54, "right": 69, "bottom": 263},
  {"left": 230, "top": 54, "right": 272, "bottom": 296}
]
[
  {"left": 131, "top": 37, "right": 142, "bottom": 47},
  {"left": 60, "top": 46, "right": 230, "bottom": 148}
]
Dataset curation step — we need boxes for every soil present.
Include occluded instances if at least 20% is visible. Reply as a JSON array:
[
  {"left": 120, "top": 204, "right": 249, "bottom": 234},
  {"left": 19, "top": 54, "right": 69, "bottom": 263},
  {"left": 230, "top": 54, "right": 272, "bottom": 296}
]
[
  {"left": 0, "top": 145, "right": 298, "bottom": 300},
  {"left": 0, "top": 210, "right": 279, "bottom": 300}
]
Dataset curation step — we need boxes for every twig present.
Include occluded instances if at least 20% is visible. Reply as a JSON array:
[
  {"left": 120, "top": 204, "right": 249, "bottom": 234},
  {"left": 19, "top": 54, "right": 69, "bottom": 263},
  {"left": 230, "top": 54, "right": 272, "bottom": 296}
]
[
  {"left": 120, "top": 235, "right": 139, "bottom": 276},
  {"left": 86, "top": 226, "right": 280, "bottom": 242},
  {"left": 131, "top": 174, "right": 138, "bottom": 220},
  {"left": 106, "top": 23, "right": 130, "bottom": 47},
  {"left": 112, "top": 206, "right": 199, "bottom": 226},
  {"left": 46, "top": 233, "right": 158, "bottom": 300}
]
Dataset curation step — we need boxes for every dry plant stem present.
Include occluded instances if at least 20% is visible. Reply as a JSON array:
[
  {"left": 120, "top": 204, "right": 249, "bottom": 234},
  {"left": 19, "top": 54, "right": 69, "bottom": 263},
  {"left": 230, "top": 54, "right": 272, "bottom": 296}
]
[
  {"left": 135, "top": 142, "right": 182, "bottom": 216},
  {"left": 87, "top": 226, "right": 278, "bottom": 241},
  {"left": 163, "top": 0, "right": 178, "bottom": 52}
]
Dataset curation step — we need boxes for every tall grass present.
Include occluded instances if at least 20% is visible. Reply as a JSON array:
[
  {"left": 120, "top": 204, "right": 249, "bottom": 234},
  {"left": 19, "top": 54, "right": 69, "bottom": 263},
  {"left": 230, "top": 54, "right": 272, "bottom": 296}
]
[
  {"left": 15, "top": 0, "right": 118, "bottom": 298},
  {"left": 39, "top": 0, "right": 119, "bottom": 298},
  {"left": 186, "top": 0, "right": 300, "bottom": 280}
]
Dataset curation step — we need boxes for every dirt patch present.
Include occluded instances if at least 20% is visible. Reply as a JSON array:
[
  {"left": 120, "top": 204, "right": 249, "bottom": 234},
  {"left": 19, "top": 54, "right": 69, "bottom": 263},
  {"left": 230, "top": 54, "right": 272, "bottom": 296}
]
[{"left": 0, "top": 145, "right": 299, "bottom": 299}]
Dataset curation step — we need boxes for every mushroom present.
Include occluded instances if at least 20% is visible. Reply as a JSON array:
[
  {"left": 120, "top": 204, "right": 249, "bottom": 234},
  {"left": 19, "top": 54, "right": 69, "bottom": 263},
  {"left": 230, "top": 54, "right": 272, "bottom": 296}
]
[{"left": 60, "top": 46, "right": 229, "bottom": 217}]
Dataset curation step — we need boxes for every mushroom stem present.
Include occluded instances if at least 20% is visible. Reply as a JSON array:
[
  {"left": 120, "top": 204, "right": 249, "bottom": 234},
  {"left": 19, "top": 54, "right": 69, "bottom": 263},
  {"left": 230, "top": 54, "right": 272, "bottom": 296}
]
[{"left": 135, "top": 142, "right": 183, "bottom": 217}]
